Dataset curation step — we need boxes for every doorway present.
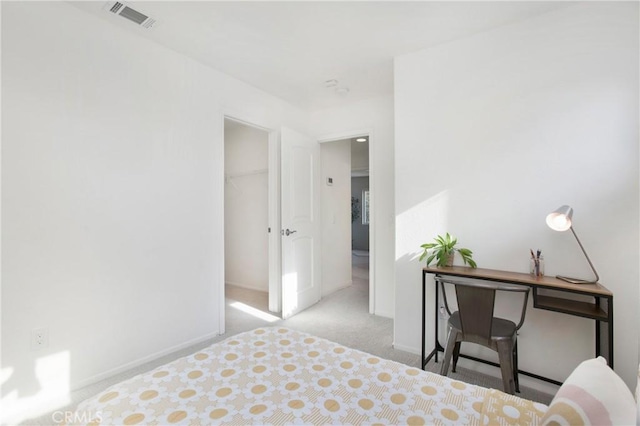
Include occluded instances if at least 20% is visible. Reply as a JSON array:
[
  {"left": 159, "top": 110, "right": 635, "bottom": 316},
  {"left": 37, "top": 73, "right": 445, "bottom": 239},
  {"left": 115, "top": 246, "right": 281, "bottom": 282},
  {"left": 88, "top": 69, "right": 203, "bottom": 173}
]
[
  {"left": 220, "top": 120, "right": 323, "bottom": 333},
  {"left": 223, "top": 118, "right": 278, "bottom": 330},
  {"left": 319, "top": 133, "right": 373, "bottom": 312},
  {"left": 350, "top": 137, "right": 370, "bottom": 301}
]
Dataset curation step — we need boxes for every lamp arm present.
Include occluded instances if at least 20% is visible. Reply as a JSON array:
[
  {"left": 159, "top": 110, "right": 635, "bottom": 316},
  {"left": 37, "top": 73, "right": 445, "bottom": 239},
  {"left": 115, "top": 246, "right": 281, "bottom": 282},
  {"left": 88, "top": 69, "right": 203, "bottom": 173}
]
[{"left": 567, "top": 226, "right": 600, "bottom": 283}]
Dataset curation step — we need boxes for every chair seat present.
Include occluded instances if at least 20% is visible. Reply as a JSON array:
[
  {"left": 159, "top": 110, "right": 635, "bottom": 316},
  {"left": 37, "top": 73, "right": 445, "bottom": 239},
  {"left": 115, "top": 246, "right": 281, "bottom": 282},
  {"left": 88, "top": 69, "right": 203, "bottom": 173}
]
[{"left": 449, "top": 312, "right": 517, "bottom": 340}]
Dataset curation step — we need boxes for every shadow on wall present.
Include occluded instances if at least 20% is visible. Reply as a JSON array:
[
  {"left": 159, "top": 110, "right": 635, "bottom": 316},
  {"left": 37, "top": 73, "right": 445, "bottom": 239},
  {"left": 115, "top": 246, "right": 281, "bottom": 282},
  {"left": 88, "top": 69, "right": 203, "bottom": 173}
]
[
  {"left": 396, "top": 190, "right": 451, "bottom": 262},
  {"left": 1, "top": 351, "right": 72, "bottom": 424}
]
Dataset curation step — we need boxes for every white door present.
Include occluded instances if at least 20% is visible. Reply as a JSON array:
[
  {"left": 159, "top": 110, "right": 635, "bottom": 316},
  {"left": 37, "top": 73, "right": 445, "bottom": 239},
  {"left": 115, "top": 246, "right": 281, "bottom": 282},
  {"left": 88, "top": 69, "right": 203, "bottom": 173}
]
[{"left": 280, "top": 127, "right": 321, "bottom": 319}]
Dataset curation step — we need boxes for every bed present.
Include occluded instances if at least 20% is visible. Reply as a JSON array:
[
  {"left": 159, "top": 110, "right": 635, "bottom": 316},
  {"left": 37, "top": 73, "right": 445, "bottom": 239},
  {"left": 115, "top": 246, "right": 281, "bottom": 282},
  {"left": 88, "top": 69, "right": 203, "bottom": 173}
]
[{"left": 71, "top": 327, "right": 635, "bottom": 425}]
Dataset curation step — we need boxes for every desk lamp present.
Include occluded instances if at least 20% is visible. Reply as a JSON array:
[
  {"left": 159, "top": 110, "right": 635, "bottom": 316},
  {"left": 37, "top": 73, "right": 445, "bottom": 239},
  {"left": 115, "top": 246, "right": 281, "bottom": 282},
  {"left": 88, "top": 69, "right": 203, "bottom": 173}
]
[{"left": 546, "top": 205, "right": 599, "bottom": 284}]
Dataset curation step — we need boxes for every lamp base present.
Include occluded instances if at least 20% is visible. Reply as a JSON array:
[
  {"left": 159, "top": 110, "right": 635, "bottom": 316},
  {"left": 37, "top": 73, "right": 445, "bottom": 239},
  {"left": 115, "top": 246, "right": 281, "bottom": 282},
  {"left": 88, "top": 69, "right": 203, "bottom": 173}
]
[{"left": 556, "top": 275, "right": 598, "bottom": 285}]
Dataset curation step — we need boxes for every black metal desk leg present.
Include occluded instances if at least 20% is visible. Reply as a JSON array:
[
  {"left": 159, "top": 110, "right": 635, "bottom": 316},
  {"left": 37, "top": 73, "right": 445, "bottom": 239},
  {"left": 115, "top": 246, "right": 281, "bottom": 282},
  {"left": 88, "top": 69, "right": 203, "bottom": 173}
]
[
  {"left": 595, "top": 296, "right": 614, "bottom": 369},
  {"left": 421, "top": 271, "right": 426, "bottom": 370},
  {"left": 595, "top": 297, "right": 601, "bottom": 358},
  {"left": 434, "top": 280, "right": 439, "bottom": 363},
  {"left": 422, "top": 272, "right": 443, "bottom": 369},
  {"left": 608, "top": 297, "right": 614, "bottom": 369}
]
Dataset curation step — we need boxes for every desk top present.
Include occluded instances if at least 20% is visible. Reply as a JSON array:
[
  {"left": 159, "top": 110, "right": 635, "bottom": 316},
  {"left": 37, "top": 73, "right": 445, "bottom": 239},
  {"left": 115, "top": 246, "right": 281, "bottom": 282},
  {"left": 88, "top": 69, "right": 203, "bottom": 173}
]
[{"left": 424, "top": 266, "right": 612, "bottom": 296}]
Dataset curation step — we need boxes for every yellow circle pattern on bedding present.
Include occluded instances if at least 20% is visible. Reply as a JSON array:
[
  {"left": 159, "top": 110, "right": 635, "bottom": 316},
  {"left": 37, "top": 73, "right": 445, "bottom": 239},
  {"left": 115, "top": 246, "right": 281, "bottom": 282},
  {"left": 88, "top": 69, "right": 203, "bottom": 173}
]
[{"left": 72, "top": 327, "right": 545, "bottom": 425}]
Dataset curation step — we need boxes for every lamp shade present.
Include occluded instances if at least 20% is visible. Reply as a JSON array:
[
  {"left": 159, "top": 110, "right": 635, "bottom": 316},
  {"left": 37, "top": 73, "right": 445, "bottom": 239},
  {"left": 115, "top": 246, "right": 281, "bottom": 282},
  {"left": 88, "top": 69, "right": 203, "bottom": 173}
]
[{"left": 546, "top": 205, "right": 573, "bottom": 231}]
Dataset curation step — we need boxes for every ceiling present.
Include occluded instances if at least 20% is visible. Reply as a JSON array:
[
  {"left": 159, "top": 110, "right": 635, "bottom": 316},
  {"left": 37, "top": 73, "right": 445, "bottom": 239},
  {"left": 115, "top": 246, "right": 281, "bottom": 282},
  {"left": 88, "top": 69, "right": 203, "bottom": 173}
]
[{"left": 71, "top": 1, "right": 571, "bottom": 111}]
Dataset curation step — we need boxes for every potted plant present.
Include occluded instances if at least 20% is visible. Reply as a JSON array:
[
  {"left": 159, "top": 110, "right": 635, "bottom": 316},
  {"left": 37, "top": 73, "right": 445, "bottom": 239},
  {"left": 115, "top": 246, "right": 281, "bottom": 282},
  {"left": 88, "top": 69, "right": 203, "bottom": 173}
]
[{"left": 419, "top": 233, "right": 477, "bottom": 268}]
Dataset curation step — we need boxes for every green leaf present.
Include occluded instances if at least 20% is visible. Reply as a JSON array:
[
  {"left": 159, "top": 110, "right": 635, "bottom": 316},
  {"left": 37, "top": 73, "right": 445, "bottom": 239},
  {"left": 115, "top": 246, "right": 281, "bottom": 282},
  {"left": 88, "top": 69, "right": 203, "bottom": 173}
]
[{"left": 417, "top": 233, "right": 475, "bottom": 267}]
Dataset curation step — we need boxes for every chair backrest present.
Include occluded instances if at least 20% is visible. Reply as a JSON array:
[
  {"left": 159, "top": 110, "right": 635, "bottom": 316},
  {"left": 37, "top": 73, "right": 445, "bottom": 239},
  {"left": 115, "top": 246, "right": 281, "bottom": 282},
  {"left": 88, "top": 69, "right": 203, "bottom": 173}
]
[
  {"left": 438, "top": 278, "right": 530, "bottom": 342},
  {"left": 455, "top": 283, "right": 496, "bottom": 342}
]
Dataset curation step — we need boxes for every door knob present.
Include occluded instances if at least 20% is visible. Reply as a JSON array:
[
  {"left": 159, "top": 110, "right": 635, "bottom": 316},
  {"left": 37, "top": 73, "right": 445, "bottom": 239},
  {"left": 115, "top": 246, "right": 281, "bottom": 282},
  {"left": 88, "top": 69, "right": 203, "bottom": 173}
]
[{"left": 285, "top": 229, "right": 297, "bottom": 236}]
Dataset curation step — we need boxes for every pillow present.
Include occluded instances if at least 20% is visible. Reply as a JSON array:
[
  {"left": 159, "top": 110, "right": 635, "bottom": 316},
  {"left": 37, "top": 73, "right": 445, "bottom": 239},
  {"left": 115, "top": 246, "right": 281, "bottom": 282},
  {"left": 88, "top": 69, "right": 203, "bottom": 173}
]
[{"left": 541, "top": 357, "right": 636, "bottom": 426}]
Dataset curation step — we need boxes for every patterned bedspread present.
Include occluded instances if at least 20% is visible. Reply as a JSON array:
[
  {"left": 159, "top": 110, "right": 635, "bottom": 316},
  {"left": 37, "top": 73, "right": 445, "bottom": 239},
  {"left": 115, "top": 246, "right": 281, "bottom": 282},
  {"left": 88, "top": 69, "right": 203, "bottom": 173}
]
[{"left": 72, "top": 327, "right": 546, "bottom": 425}]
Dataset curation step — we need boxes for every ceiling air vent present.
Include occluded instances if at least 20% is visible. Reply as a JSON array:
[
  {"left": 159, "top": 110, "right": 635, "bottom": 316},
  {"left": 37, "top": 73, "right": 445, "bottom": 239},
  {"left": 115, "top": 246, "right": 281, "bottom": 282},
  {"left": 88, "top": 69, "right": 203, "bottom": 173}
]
[{"left": 104, "top": 1, "right": 156, "bottom": 29}]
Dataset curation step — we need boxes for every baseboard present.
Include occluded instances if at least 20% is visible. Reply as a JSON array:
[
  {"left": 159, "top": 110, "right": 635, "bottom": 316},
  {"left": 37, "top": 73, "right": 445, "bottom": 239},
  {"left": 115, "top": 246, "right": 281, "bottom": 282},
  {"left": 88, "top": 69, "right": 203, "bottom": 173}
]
[
  {"left": 322, "top": 280, "right": 352, "bottom": 297},
  {"left": 392, "top": 342, "right": 421, "bottom": 355},
  {"left": 373, "top": 309, "right": 394, "bottom": 319},
  {"left": 225, "top": 280, "right": 268, "bottom": 293},
  {"left": 71, "top": 330, "right": 221, "bottom": 391}
]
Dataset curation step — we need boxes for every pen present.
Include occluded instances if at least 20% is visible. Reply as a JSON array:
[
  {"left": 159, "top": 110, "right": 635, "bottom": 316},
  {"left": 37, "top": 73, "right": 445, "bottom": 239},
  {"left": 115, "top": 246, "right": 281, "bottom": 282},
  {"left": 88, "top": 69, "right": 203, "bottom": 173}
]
[{"left": 531, "top": 248, "right": 542, "bottom": 276}]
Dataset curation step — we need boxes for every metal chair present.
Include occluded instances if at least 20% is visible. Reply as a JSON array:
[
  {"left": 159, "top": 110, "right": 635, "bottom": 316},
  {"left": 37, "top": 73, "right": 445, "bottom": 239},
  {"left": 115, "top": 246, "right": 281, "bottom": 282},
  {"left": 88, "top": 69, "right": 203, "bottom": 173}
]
[{"left": 438, "top": 277, "right": 530, "bottom": 394}]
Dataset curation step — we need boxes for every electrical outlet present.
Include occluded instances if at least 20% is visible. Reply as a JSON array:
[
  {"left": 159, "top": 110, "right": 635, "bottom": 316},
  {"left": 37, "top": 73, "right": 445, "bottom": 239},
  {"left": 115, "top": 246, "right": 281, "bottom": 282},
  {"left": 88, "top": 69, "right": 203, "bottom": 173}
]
[{"left": 31, "top": 328, "right": 49, "bottom": 350}]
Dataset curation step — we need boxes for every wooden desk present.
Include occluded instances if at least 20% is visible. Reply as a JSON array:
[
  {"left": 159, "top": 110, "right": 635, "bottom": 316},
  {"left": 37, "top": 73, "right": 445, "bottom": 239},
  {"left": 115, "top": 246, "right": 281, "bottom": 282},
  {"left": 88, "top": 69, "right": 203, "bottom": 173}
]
[{"left": 422, "top": 266, "right": 613, "bottom": 386}]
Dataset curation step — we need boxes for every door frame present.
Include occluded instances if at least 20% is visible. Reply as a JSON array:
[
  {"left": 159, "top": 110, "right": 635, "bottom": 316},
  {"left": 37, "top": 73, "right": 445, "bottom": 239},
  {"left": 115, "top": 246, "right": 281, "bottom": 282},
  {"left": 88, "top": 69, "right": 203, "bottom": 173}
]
[
  {"left": 317, "top": 128, "right": 375, "bottom": 315},
  {"left": 219, "top": 113, "right": 280, "bottom": 334}
]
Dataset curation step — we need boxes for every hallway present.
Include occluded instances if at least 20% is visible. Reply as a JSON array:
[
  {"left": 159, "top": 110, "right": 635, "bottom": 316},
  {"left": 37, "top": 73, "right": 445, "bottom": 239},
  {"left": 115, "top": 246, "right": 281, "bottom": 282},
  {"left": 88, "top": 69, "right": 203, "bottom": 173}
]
[{"left": 225, "top": 252, "right": 371, "bottom": 342}]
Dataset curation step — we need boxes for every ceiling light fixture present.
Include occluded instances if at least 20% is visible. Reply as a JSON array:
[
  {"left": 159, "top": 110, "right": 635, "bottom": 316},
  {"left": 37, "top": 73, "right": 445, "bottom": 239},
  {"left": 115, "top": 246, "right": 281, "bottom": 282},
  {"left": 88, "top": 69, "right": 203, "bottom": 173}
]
[
  {"left": 324, "top": 79, "right": 349, "bottom": 97},
  {"left": 324, "top": 79, "right": 339, "bottom": 88},
  {"left": 356, "top": 138, "right": 367, "bottom": 143}
]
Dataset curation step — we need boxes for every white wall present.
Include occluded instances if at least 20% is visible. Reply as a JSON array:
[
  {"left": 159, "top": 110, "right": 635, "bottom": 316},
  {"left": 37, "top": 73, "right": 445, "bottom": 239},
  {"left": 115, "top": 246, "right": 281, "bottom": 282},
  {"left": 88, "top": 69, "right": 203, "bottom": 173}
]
[
  {"left": 1, "top": 2, "right": 308, "bottom": 423},
  {"left": 311, "top": 96, "right": 395, "bottom": 318},
  {"left": 320, "top": 140, "right": 352, "bottom": 296},
  {"left": 224, "top": 123, "right": 269, "bottom": 291},
  {"left": 394, "top": 2, "right": 639, "bottom": 392}
]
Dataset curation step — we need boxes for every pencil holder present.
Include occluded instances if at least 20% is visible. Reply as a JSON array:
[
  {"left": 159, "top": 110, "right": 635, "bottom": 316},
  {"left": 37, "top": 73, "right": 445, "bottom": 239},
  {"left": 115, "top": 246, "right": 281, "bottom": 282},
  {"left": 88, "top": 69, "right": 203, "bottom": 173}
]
[{"left": 530, "top": 256, "right": 544, "bottom": 277}]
